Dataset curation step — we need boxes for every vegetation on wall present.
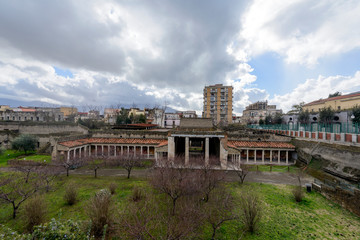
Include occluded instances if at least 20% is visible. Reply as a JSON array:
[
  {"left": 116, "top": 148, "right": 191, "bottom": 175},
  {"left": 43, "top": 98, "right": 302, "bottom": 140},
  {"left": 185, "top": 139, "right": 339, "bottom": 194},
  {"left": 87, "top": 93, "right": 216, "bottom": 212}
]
[
  {"left": 298, "top": 109, "right": 310, "bottom": 124},
  {"left": 319, "top": 107, "right": 335, "bottom": 124},
  {"left": 351, "top": 105, "right": 360, "bottom": 124}
]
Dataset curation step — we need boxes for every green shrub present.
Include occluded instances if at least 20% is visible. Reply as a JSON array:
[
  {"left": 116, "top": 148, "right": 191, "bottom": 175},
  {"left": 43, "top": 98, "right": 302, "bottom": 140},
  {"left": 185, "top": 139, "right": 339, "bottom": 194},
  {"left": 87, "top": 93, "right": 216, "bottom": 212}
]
[
  {"left": 131, "top": 187, "right": 145, "bottom": 202},
  {"left": 108, "top": 182, "right": 117, "bottom": 195},
  {"left": 64, "top": 184, "right": 78, "bottom": 206},
  {"left": 32, "top": 218, "right": 89, "bottom": 239},
  {"left": 24, "top": 195, "right": 47, "bottom": 232},
  {"left": 86, "top": 189, "right": 114, "bottom": 238},
  {"left": 292, "top": 185, "right": 304, "bottom": 202}
]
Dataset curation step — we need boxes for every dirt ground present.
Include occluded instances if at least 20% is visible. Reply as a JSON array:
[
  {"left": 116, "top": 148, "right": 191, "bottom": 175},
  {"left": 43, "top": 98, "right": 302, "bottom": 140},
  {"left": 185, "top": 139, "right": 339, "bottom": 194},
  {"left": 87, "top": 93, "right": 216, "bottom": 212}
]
[{"left": 69, "top": 168, "right": 314, "bottom": 186}]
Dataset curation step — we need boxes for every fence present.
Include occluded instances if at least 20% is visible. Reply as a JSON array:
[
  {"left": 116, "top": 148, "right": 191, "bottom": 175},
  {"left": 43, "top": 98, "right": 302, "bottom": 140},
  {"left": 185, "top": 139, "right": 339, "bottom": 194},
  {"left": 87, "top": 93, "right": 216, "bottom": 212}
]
[{"left": 249, "top": 122, "right": 360, "bottom": 134}]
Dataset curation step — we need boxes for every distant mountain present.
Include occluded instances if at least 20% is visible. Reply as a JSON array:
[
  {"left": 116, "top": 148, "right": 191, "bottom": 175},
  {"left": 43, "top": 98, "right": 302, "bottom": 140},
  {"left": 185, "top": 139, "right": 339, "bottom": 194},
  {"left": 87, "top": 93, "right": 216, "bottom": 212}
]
[
  {"left": 0, "top": 98, "right": 59, "bottom": 108},
  {"left": 0, "top": 98, "right": 179, "bottom": 113}
]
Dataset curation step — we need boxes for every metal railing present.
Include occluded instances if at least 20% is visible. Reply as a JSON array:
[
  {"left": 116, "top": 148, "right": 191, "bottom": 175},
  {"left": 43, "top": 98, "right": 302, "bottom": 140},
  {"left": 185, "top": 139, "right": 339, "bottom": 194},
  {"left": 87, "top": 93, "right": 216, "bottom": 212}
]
[{"left": 249, "top": 122, "right": 360, "bottom": 134}]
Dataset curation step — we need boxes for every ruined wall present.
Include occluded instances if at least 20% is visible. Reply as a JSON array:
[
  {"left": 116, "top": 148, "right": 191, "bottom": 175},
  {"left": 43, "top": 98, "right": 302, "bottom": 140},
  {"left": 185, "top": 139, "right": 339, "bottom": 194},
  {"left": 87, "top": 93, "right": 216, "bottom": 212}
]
[
  {"left": 313, "top": 183, "right": 360, "bottom": 216},
  {"left": 91, "top": 130, "right": 168, "bottom": 139},
  {"left": 294, "top": 139, "right": 360, "bottom": 182},
  {"left": 0, "top": 122, "right": 88, "bottom": 135}
]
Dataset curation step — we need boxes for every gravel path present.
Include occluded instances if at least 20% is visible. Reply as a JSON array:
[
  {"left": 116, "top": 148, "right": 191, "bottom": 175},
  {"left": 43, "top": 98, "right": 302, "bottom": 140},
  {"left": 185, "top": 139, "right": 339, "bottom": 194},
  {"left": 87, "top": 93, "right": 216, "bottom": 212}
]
[{"left": 70, "top": 168, "right": 314, "bottom": 186}]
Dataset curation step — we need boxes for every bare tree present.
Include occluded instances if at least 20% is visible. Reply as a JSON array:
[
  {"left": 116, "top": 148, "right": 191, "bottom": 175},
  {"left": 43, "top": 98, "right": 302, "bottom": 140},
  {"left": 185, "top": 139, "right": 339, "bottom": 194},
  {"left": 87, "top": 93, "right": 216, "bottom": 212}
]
[
  {"left": 36, "top": 165, "right": 62, "bottom": 192},
  {"left": 60, "top": 156, "right": 84, "bottom": 177},
  {"left": 120, "top": 196, "right": 159, "bottom": 240},
  {"left": 204, "top": 188, "right": 237, "bottom": 240},
  {"left": 197, "top": 163, "right": 224, "bottom": 202},
  {"left": 0, "top": 173, "right": 43, "bottom": 219},
  {"left": 150, "top": 160, "right": 199, "bottom": 215},
  {"left": 84, "top": 156, "right": 106, "bottom": 178},
  {"left": 13, "top": 164, "right": 39, "bottom": 184},
  {"left": 109, "top": 153, "right": 145, "bottom": 179},
  {"left": 232, "top": 162, "right": 251, "bottom": 184}
]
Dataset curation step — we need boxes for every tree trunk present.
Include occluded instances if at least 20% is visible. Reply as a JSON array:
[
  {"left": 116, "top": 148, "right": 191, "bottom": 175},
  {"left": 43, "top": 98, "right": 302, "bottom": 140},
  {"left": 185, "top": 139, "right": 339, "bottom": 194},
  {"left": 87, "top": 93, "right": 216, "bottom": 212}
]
[
  {"left": 95, "top": 168, "right": 97, "bottom": 178},
  {"left": 127, "top": 169, "right": 131, "bottom": 179},
  {"left": 12, "top": 203, "right": 17, "bottom": 219},
  {"left": 211, "top": 226, "right": 217, "bottom": 240},
  {"left": 66, "top": 168, "right": 69, "bottom": 177},
  {"left": 171, "top": 198, "right": 177, "bottom": 216}
]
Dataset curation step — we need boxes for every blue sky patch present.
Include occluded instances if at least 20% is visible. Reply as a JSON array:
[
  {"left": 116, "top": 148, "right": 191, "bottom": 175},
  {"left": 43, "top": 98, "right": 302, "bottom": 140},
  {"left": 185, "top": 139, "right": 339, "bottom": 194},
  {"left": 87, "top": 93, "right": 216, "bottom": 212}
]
[{"left": 53, "top": 66, "right": 73, "bottom": 78}]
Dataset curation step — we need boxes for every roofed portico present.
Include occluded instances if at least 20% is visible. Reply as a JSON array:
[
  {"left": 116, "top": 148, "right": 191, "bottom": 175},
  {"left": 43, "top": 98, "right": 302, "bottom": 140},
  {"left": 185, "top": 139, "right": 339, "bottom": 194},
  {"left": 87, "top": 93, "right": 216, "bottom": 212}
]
[{"left": 168, "top": 132, "right": 228, "bottom": 168}]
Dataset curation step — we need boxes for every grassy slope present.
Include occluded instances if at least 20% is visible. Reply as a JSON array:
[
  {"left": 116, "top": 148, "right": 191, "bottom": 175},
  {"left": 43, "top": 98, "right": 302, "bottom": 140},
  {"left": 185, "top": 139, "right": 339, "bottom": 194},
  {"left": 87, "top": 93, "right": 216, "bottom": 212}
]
[{"left": 0, "top": 175, "right": 359, "bottom": 239}]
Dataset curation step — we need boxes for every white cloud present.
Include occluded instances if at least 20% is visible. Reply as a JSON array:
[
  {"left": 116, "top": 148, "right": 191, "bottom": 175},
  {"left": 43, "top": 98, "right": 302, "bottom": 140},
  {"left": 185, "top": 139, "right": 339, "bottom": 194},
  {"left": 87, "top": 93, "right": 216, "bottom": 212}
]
[
  {"left": 236, "top": 0, "right": 360, "bottom": 66},
  {"left": 270, "top": 71, "right": 360, "bottom": 113}
]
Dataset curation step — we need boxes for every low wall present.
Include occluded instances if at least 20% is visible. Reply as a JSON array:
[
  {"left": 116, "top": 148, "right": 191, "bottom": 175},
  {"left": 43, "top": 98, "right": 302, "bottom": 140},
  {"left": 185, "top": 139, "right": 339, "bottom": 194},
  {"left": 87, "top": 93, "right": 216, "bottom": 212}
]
[{"left": 264, "top": 129, "right": 359, "bottom": 144}]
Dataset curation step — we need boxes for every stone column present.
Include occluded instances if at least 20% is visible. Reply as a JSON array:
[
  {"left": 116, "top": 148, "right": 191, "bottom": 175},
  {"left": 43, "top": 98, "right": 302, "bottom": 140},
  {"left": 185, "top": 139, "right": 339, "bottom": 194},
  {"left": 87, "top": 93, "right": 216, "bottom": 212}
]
[
  {"left": 108, "top": 145, "right": 110, "bottom": 156},
  {"left": 89, "top": 145, "right": 91, "bottom": 156},
  {"left": 134, "top": 146, "right": 136, "bottom": 156},
  {"left": 79, "top": 147, "right": 82, "bottom": 158},
  {"left": 67, "top": 151, "right": 70, "bottom": 162},
  {"left": 127, "top": 146, "right": 129, "bottom": 156},
  {"left": 185, "top": 137, "right": 189, "bottom": 166},
  {"left": 262, "top": 150, "right": 264, "bottom": 163},
  {"left": 278, "top": 150, "right": 280, "bottom": 163},
  {"left": 95, "top": 145, "right": 98, "bottom": 156},
  {"left": 141, "top": 146, "right": 143, "bottom": 158},
  {"left": 121, "top": 146, "right": 123, "bottom": 155},
  {"left": 167, "top": 136, "right": 175, "bottom": 160},
  {"left": 205, "top": 137, "right": 209, "bottom": 166},
  {"left": 73, "top": 149, "right": 76, "bottom": 159},
  {"left": 246, "top": 149, "right": 249, "bottom": 162},
  {"left": 270, "top": 150, "right": 272, "bottom": 163},
  {"left": 114, "top": 146, "right": 117, "bottom": 156},
  {"left": 254, "top": 150, "right": 257, "bottom": 163},
  {"left": 101, "top": 145, "right": 104, "bottom": 156},
  {"left": 147, "top": 146, "right": 150, "bottom": 159},
  {"left": 286, "top": 151, "right": 289, "bottom": 164}
]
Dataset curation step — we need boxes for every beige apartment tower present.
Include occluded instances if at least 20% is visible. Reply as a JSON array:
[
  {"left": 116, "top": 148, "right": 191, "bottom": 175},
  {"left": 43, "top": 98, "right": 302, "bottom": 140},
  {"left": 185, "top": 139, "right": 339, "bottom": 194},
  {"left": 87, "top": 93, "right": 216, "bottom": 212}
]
[{"left": 203, "top": 84, "right": 233, "bottom": 125}]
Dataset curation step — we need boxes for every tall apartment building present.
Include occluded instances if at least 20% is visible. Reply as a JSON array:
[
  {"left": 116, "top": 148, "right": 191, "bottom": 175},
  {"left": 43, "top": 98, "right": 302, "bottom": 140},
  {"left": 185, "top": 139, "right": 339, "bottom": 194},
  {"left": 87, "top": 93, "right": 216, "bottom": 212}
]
[{"left": 203, "top": 84, "right": 233, "bottom": 125}]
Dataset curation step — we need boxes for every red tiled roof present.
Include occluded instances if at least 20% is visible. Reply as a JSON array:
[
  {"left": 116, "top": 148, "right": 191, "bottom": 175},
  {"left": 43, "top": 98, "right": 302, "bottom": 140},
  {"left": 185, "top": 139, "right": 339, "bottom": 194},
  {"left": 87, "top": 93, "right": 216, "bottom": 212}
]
[
  {"left": 157, "top": 140, "right": 168, "bottom": 147},
  {"left": 128, "top": 123, "right": 158, "bottom": 127},
  {"left": 59, "top": 137, "right": 165, "bottom": 148},
  {"left": 59, "top": 140, "right": 86, "bottom": 148},
  {"left": 228, "top": 141, "right": 295, "bottom": 149},
  {"left": 304, "top": 92, "right": 360, "bottom": 106}
]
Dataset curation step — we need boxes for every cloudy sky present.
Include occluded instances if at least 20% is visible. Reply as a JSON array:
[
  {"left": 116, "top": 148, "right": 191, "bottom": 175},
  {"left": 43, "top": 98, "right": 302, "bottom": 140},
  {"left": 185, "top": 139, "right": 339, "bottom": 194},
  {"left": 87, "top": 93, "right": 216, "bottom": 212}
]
[{"left": 1, "top": 0, "right": 360, "bottom": 115}]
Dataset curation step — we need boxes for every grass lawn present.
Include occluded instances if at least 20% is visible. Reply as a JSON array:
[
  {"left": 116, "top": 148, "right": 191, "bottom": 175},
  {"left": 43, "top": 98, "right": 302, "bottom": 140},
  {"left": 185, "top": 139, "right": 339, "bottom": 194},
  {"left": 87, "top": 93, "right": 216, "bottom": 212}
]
[
  {"left": 0, "top": 150, "right": 51, "bottom": 167},
  {"left": 0, "top": 174, "right": 359, "bottom": 239},
  {"left": 19, "top": 154, "right": 52, "bottom": 164},
  {"left": 248, "top": 164, "right": 299, "bottom": 173}
]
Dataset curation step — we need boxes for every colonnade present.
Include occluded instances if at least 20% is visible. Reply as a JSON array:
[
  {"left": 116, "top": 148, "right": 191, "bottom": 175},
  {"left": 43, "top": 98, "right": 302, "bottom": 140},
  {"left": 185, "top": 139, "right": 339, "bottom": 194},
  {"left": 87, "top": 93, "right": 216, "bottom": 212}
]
[
  {"left": 64, "top": 144, "right": 156, "bottom": 162},
  {"left": 229, "top": 148, "right": 292, "bottom": 165}
]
